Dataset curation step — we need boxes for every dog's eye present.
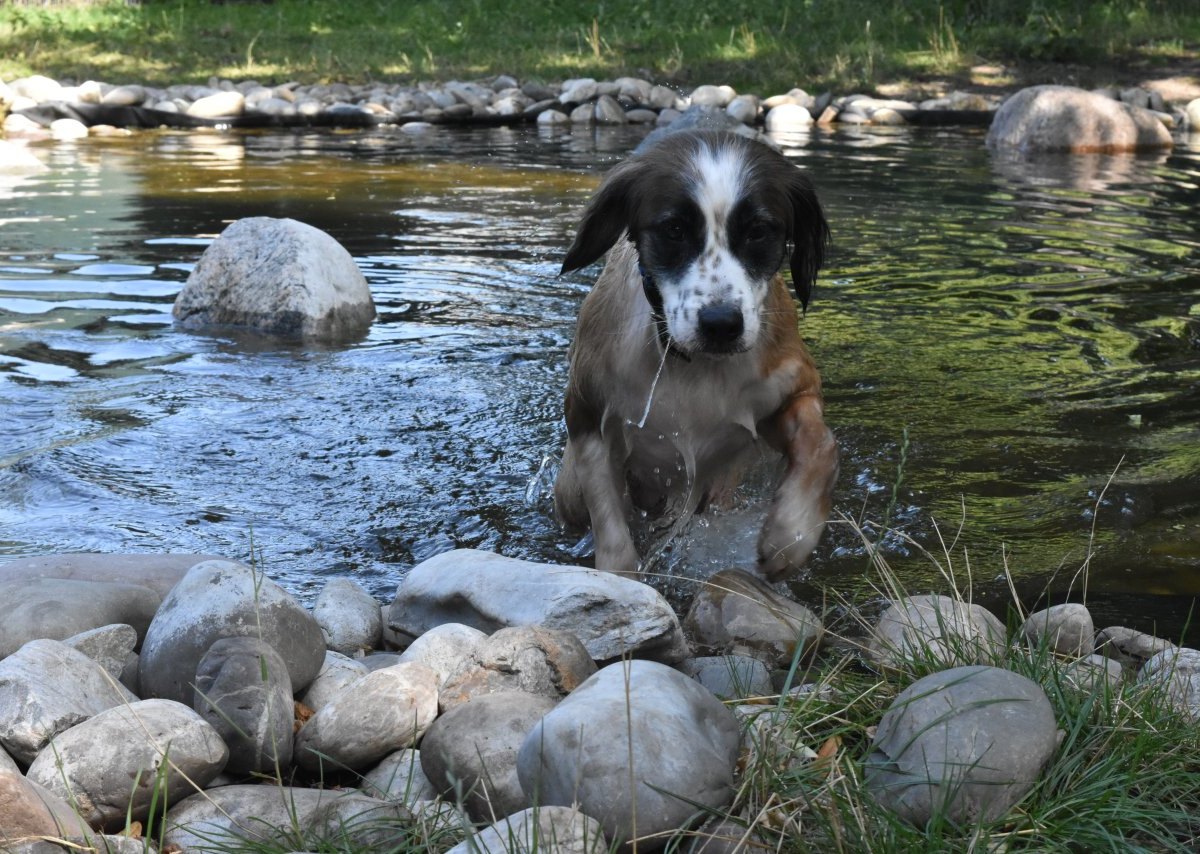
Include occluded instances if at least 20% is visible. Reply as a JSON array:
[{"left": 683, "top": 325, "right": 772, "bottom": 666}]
[
  {"left": 745, "top": 220, "right": 774, "bottom": 242},
  {"left": 662, "top": 220, "right": 686, "bottom": 242}
]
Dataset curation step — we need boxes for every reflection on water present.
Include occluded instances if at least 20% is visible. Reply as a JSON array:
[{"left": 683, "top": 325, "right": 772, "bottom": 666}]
[{"left": 0, "top": 125, "right": 1198, "bottom": 637}]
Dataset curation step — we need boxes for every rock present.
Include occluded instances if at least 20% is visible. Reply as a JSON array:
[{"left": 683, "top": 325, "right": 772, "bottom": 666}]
[
  {"left": 10, "top": 74, "right": 64, "bottom": 103},
  {"left": 422, "top": 692, "right": 556, "bottom": 820},
  {"left": 0, "top": 769, "right": 92, "bottom": 839},
  {"left": 725, "top": 94, "right": 760, "bottom": 125},
  {"left": 27, "top": 699, "right": 228, "bottom": 830},
  {"left": 138, "top": 559, "right": 325, "bottom": 704},
  {"left": 447, "top": 806, "right": 608, "bottom": 854},
  {"left": 397, "top": 622, "right": 488, "bottom": 688},
  {"left": 870, "top": 107, "right": 907, "bottom": 125},
  {"left": 764, "top": 88, "right": 812, "bottom": 110},
  {"left": 537, "top": 109, "right": 570, "bottom": 126},
  {"left": 560, "top": 78, "right": 598, "bottom": 105},
  {"left": 0, "top": 139, "right": 48, "bottom": 174},
  {"left": 62, "top": 623, "right": 138, "bottom": 680},
  {"left": 615, "top": 77, "right": 652, "bottom": 104},
  {"left": 361, "top": 748, "right": 438, "bottom": 804},
  {"left": 1095, "top": 625, "right": 1175, "bottom": 671},
  {"left": 174, "top": 217, "right": 375, "bottom": 340},
  {"left": 361, "top": 652, "right": 404, "bottom": 671},
  {"left": 186, "top": 90, "right": 246, "bottom": 118},
  {"left": 3, "top": 113, "right": 44, "bottom": 136},
  {"left": 518, "top": 660, "right": 740, "bottom": 849},
  {"left": 649, "top": 85, "right": 683, "bottom": 111},
  {"left": 594, "top": 94, "right": 628, "bottom": 125},
  {"left": 0, "top": 639, "right": 137, "bottom": 764},
  {"left": 294, "top": 662, "right": 438, "bottom": 772},
  {"left": 1060, "top": 653, "right": 1123, "bottom": 693},
  {"left": 193, "top": 637, "right": 294, "bottom": 776},
  {"left": 1139, "top": 647, "right": 1200, "bottom": 721},
  {"left": 440, "top": 625, "right": 596, "bottom": 712},
  {"left": 683, "top": 655, "right": 771, "bottom": 701},
  {"left": 388, "top": 549, "right": 689, "bottom": 664},
  {"left": 625, "top": 109, "right": 659, "bottom": 124},
  {"left": 313, "top": 578, "right": 382, "bottom": 656},
  {"left": 690, "top": 84, "right": 736, "bottom": 108},
  {"left": 683, "top": 568, "right": 823, "bottom": 668},
  {"left": 308, "top": 794, "right": 414, "bottom": 845},
  {"left": 868, "top": 594, "right": 1006, "bottom": 669},
  {"left": 49, "top": 118, "right": 89, "bottom": 140},
  {"left": 0, "top": 552, "right": 207, "bottom": 600},
  {"left": 683, "top": 818, "right": 765, "bottom": 853},
  {"left": 101, "top": 84, "right": 146, "bottom": 107},
  {"left": 866, "top": 665, "right": 1059, "bottom": 825},
  {"left": 0, "top": 578, "right": 161, "bottom": 658},
  {"left": 986, "top": 84, "right": 1173, "bottom": 153},
  {"left": 1188, "top": 98, "right": 1200, "bottom": 130},
  {"left": 764, "top": 103, "right": 813, "bottom": 133},
  {"left": 569, "top": 103, "right": 596, "bottom": 124},
  {"left": 163, "top": 785, "right": 348, "bottom": 847},
  {"left": 300, "top": 650, "right": 369, "bottom": 711},
  {"left": 1021, "top": 603, "right": 1094, "bottom": 657}
]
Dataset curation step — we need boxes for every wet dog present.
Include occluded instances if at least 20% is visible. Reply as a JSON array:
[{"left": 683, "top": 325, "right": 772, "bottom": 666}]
[{"left": 553, "top": 129, "right": 838, "bottom": 580}]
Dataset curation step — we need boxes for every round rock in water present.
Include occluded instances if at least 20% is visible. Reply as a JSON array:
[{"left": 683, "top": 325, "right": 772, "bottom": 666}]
[
  {"left": 986, "top": 84, "right": 1172, "bottom": 153},
  {"left": 27, "top": 698, "right": 228, "bottom": 829},
  {"left": 138, "top": 559, "right": 325, "bottom": 704},
  {"left": 422, "top": 692, "right": 556, "bottom": 821},
  {"left": 517, "top": 660, "right": 740, "bottom": 849},
  {"left": 193, "top": 636, "right": 294, "bottom": 775},
  {"left": 865, "top": 665, "right": 1059, "bottom": 825},
  {"left": 173, "top": 216, "right": 376, "bottom": 340},
  {"left": 313, "top": 577, "right": 383, "bottom": 656}
]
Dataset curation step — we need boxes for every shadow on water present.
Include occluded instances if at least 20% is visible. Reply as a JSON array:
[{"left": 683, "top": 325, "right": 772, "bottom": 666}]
[{"left": 0, "top": 123, "right": 1198, "bottom": 639}]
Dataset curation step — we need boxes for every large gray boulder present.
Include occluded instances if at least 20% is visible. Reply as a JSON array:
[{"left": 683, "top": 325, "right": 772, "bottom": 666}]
[
  {"left": 173, "top": 216, "right": 375, "bottom": 340},
  {"left": 294, "top": 662, "right": 438, "bottom": 772},
  {"left": 388, "top": 550, "right": 689, "bottom": 664},
  {"left": 865, "top": 665, "right": 1060, "bottom": 825},
  {"left": 396, "top": 622, "right": 488, "bottom": 688},
  {"left": 27, "top": 699, "right": 228, "bottom": 830},
  {"left": 138, "top": 559, "right": 325, "bottom": 703},
  {"left": 421, "top": 692, "right": 556, "bottom": 821},
  {"left": 300, "top": 650, "right": 369, "bottom": 712},
  {"left": 869, "top": 594, "right": 1006, "bottom": 669},
  {"left": 447, "top": 806, "right": 608, "bottom": 854},
  {"left": 517, "top": 660, "right": 740, "bottom": 850},
  {"left": 1138, "top": 647, "right": 1200, "bottom": 722},
  {"left": 1020, "top": 603, "right": 1094, "bottom": 657},
  {"left": 0, "top": 552, "right": 216, "bottom": 598},
  {"left": 683, "top": 568, "right": 823, "bottom": 668},
  {"left": 163, "top": 785, "right": 349, "bottom": 848},
  {"left": 193, "top": 637, "right": 294, "bottom": 775},
  {"left": 0, "top": 639, "right": 138, "bottom": 764},
  {"left": 986, "top": 85, "right": 1173, "bottom": 153},
  {"left": 0, "top": 578, "right": 161, "bottom": 658}
]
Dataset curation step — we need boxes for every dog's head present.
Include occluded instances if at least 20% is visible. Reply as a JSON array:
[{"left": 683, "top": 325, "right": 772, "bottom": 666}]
[{"left": 562, "top": 130, "right": 829, "bottom": 357}]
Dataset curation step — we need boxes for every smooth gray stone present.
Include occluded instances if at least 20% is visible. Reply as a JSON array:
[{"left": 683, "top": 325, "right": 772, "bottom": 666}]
[
  {"left": 1139, "top": 647, "right": 1200, "bottom": 721},
  {"left": 397, "top": 622, "right": 487, "bottom": 689},
  {"left": 684, "top": 655, "right": 772, "bottom": 701},
  {"left": 446, "top": 806, "right": 608, "bottom": 854},
  {"left": 986, "top": 84, "right": 1172, "bottom": 153},
  {"left": 163, "top": 785, "right": 349, "bottom": 847},
  {"left": 361, "top": 748, "right": 437, "bottom": 804},
  {"left": 300, "top": 650, "right": 368, "bottom": 712},
  {"left": 869, "top": 594, "right": 1006, "bottom": 669},
  {"left": 62, "top": 623, "right": 138, "bottom": 680},
  {"left": 0, "top": 578, "right": 159, "bottom": 658},
  {"left": 1021, "top": 603, "right": 1094, "bottom": 657},
  {"left": 313, "top": 578, "right": 383, "bottom": 655}
]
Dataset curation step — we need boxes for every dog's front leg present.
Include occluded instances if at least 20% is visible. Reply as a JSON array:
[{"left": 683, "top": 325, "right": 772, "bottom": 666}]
[
  {"left": 757, "top": 393, "right": 839, "bottom": 582},
  {"left": 556, "top": 432, "right": 640, "bottom": 577}
]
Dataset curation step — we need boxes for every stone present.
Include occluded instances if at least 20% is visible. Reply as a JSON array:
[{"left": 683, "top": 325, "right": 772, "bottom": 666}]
[
  {"left": 0, "top": 639, "right": 137, "bottom": 764},
  {"left": 440, "top": 626, "right": 596, "bottom": 712},
  {"left": 0, "top": 769, "right": 91, "bottom": 840},
  {"left": 569, "top": 103, "right": 595, "bottom": 124},
  {"left": 683, "top": 568, "right": 823, "bottom": 668},
  {"left": 300, "top": 650, "right": 369, "bottom": 711},
  {"left": 361, "top": 748, "right": 438, "bottom": 804},
  {"left": 625, "top": 109, "right": 659, "bottom": 124},
  {"left": 397, "top": 622, "right": 487, "bottom": 688},
  {"left": 0, "top": 139, "right": 48, "bottom": 174},
  {"left": 294, "top": 662, "right": 438, "bottom": 772},
  {"left": 518, "top": 660, "right": 740, "bottom": 849},
  {"left": 3, "top": 113, "right": 43, "bottom": 136},
  {"left": 194, "top": 637, "right": 294, "bottom": 776},
  {"left": 868, "top": 594, "right": 1006, "bottom": 669},
  {"left": 725, "top": 95, "right": 760, "bottom": 125},
  {"left": 174, "top": 217, "right": 376, "bottom": 340},
  {"left": 0, "top": 578, "right": 161, "bottom": 658},
  {"left": 447, "top": 806, "right": 608, "bottom": 854},
  {"left": 138, "top": 559, "right": 325, "bottom": 704},
  {"left": 594, "top": 94, "right": 627, "bottom": 125},
  {"left": 870, "top": 107, "right": 907, "bottom": 125},
  {"left": 0, "top": 552, "right": 212, "bottom": 599},
  {"left": 49, "top": 118, "right": 88, "bottom": 140},
  {"left": 683, "top": 818, "right": 765, "bottom": 853},
  {"left": 1060, "top": 653, "right": 1123, "bottom": 693},
  {"left": 422, "top": 692, "right": 556, "bottom": 821},
  {"left": 306, "top": 794, "right": 413, "bottom": 846},
  {"left": 163, "top": 785, "right": 349, "bottom": 847},
  {"left": 1021, "top": 603, "right": 1094, "bottom": 657},
  {"left": 614, "top": 77, "right": 652, "bottom": 104},
  {"left": 100, "top": 84, "right": 146, "bottom": 107},
  {"left": 388, "top": 549, "right": 689, "bottom": 664},
  {"left": 1188, "top": 98, "right": 1200, "bottom": 130},
  {"left": 689, "top": 84, "right": 736, "bottom": 108},
  {"left": 560, "top": 78, "right": 598, "bottom": 105},
  {"left": 764, "top": 103, "right": 813, "bottom": 133},
  {"left": 649, "top": 84, "right": 683, "bottom": 111},
  {"left": 361, "top": 652, "right": 404, "bottom": 671},
  {"left": 313, "top": 577, "right": 382, "bottom": 656},
  {"left": 10, "top": 74, "right": 63, "bottom": 103},
  {"left": 1138, "top": 647, "right": 1200, "bottom": 721},
  {"left": 537, "top": 109, "right": 570, "bottom": 126},
  {"left": 866, "top": 665, "right": 1059, "bottom": 825},
  {"left": 1095, "top": 625, "right": 1175, "bottom": 671},
  {"left": 186, "top": 90, "right": 246, "bottom": 118},
  {"left": 683, "top": 655, "right": 771, "bottom": 701},
  {"left": 986, "top": 84, "right": 1173, "bottom": 153},
  {"left": 62, "top": 623, "right": 138, "bottom": 680},
  {"left": 27, "top": 699, "right": 228, "bottom": 830}
]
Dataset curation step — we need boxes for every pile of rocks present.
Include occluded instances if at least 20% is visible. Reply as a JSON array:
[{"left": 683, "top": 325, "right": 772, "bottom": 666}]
[{"left": 1, "top": 548, "right": 1196, "bottom": 851}]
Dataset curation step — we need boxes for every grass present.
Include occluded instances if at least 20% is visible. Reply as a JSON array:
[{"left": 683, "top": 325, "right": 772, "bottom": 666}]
[{"left": 0, "top": 0, "right": 1198, "bottom": 95}]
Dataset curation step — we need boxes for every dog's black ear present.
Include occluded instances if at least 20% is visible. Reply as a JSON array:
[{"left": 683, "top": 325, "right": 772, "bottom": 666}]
[
  {"left": 561, "top": 159, "right": 643, "bottom": 274},
  {"left": 786, "top": 172, "right": 830, "bottom": 311}
]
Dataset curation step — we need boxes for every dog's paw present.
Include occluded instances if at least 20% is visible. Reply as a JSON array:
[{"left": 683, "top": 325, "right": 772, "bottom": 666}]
[{"left": 594, "top": 537, "right": 641, "bottom": 578}]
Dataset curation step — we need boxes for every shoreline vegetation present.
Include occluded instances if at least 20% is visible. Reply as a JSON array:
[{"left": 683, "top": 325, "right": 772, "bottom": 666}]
[{"left": 1, "top": 0, "right": 1198, "bottom": 99}]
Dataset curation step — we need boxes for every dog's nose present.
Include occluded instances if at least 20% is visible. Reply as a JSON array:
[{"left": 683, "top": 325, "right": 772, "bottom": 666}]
[{"left": 698, "top": 303, "right": 744, "bottom": 346}]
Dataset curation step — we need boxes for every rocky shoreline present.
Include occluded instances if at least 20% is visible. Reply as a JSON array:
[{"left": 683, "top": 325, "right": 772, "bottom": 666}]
[
  {"left": 0, "top": 549, "right": 1197, "bottom": 850},
  {"left": 2, "top": 71, "right": 1198, "bottom": 146}
]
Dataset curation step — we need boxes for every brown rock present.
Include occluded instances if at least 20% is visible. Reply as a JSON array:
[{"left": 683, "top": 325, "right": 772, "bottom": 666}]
[{"left": 0, "top": 769, "right": 90, "bottom": 840}]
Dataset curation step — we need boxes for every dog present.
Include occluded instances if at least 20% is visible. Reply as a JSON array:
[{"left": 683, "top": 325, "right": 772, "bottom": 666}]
[{"left": 553, "top": 128, "right": 838, "bottom": 581}]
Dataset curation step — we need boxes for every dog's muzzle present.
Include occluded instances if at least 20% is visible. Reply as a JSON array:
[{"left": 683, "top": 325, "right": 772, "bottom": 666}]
[{"left": 697, "top": 302, "right": 745, "bottom": 353}]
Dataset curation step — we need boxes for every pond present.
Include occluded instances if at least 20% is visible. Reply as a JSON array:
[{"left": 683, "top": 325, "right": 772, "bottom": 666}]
[{"left": 1, "top": 123, "right": 1198, "bottom": 640}]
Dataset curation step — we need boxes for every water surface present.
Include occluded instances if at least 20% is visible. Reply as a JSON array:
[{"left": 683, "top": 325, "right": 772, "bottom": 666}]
[{"left": 1, "top": 124, "right": 1197, "bottom": 637}]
